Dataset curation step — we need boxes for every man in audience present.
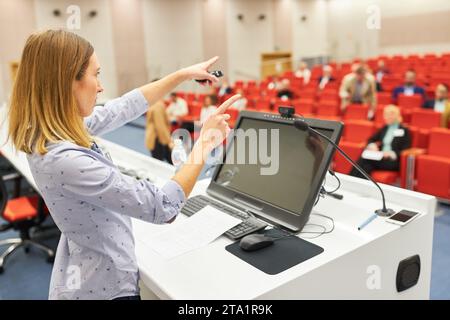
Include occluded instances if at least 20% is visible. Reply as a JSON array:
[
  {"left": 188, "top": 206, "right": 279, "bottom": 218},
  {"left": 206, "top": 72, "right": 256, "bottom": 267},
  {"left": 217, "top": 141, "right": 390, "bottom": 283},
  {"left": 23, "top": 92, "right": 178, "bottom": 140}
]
[
  {"left": 217, "top": 78, "right": 232, "bottom": 97},
  {"left": 277, "top": 79, "right": 294, "bottom": 100},
  {"left": 423, "top": 83, "right": 450, "bottom": 127},
  {"left": 339, "top": 64, "right": 377, "bottom": 118},
  {"left": 375, "top": 60, "right": 389, "bottom": 92},
  {"left": 295, "top": 61, "right": 311, "bottom": 85},
  {"left": 392, "top": 70, "right": 426, "bottom": 102},
  {"left": 166, "top": 92, "right": 188, "bottom": 124},
  {"left": 317, "top": 65, "right": 336, "bottom": 91},
  {"left": 350, "top": 105, "right": 411, "bottom": 178}
]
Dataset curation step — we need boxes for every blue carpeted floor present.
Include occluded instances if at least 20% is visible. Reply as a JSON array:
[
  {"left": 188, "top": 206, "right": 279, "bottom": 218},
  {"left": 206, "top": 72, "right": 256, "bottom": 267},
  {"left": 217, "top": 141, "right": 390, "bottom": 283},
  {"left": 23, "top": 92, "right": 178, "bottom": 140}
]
[{"left": 0, "top": 117, "right": 449, "bottom": 299}]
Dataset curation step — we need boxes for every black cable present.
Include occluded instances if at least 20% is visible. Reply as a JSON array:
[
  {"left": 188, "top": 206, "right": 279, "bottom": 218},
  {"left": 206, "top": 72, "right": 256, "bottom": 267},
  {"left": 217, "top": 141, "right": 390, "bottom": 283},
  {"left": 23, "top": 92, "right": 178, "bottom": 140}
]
[
  {"left": 269, "top": 212, "right": 335, "bottom": 240},
  {"left": 323, "top": 170, "right": 341, "bottom": 194}
]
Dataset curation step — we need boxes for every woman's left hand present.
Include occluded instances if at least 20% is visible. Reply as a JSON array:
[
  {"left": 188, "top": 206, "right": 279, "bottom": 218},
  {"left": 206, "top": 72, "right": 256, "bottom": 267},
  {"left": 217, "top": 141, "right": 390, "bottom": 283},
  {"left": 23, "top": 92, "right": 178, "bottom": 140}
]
[{"left": 181, "top": 56, "right": 220, "bottom": 84}]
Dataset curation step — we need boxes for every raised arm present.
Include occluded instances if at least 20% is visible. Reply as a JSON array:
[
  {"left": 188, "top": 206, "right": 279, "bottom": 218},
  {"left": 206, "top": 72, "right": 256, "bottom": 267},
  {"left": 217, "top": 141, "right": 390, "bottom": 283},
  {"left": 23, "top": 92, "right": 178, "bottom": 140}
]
[
  {"left": 139, "top": 56, "right": 220, "bottom": 106},
  {"left": 84, "top": 57, "right": 221, "bottom": 136}
]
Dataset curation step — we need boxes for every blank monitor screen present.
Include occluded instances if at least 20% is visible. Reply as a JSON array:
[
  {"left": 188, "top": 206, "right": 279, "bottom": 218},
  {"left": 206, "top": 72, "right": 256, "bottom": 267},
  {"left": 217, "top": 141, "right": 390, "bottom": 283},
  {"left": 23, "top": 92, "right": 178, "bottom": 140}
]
[{"left": 213, "top": 117, "right": 333, "bottom": 216}]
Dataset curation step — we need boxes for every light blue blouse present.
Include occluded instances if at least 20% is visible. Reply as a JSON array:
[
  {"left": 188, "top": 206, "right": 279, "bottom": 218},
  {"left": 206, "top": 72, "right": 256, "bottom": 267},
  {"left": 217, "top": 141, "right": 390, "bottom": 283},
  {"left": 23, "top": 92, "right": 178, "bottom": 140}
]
[
  {"left": 382, "top": 123, "right": 400, "bottom": 152},
  {"left": 27, "top": 89, "right": 185, "bottom": 300}
]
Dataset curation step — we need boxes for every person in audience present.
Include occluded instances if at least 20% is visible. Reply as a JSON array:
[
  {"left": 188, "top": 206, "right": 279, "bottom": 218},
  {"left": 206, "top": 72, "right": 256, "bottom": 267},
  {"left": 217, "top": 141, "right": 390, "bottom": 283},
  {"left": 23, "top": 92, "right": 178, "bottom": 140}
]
[
  {"left": 166, "top": 92, "right": 188, "bottom": 124},
  {"left": 217, "top": 78, "right": 232, "bottom": 97},
  {"left": 375, "top": 60, "right": 389, "bottom": 92},
  {"left": 232, "top": 88, "right": 247, "bottom": 111},
  {"left": 145, "top": 87, "right": 173, "bottom": 164},
  {"left": 317, "top": 65, "right": 336, "bottom": 91},
  {"left": 267, "top": 76, "right": 280, "bottom": 91},
  {"left": 200, "top": 94, "right": 218, "bottom": 124},
  {"left": 423, "top": 83, "right": 450, "bottom": 127},
  {"left": 277, "top": 79, "right": 294, "bottom": 100},
  {"left": 339, "top": 64, "right": 377, "bottom": 117},
  {"left": 350, "top": 105, "right": 411, "bottom": 178},
  {"left": 295, "top": 61, "right": 311, "bottom": 85},
  {"left": 392, "top": 70, "right": 426, "bottom": 102}
]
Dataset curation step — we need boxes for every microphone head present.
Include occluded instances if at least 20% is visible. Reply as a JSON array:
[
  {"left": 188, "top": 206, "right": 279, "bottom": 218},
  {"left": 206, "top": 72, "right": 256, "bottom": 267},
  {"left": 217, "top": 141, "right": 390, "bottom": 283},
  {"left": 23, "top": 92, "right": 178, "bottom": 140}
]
[{"left": 294, "top": 119, "right": 310, "bottom": 131}]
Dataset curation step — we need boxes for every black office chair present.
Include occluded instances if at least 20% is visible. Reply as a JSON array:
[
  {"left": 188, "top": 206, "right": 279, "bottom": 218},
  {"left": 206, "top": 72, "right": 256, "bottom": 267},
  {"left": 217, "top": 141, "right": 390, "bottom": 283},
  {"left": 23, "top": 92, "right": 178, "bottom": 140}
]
[{"left": 0, "top": 173, "right": 55, "bottom": 274}]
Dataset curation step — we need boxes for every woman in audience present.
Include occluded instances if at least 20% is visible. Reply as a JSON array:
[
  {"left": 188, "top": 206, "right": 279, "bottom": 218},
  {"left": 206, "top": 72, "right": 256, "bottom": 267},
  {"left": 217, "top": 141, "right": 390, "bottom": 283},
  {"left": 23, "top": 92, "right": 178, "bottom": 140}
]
[
  {"left": 423, "top": 83, "right": 450, "bottom": 127},
  {"left": 232, "top": 88, "right": 248, "bottom": 111},
  {"left": 200, "top": 94, "right": 219, "bottom": 124},
  {"left": 145, "top": 81, "right": 173, "bottom": 164},
  {"left": 7, "top": 29, "right": 240, "bottom": 300},
  {"left": 350, "top": 105, "right": 411, "bottom": 178}
]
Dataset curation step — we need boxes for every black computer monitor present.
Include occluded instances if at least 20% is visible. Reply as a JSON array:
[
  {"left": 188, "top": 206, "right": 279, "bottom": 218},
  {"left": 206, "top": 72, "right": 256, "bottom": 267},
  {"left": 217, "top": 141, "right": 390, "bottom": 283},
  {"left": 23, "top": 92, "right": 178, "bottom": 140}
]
[{"left": 207, "top": 111, "right": 343, "bottom": 232}]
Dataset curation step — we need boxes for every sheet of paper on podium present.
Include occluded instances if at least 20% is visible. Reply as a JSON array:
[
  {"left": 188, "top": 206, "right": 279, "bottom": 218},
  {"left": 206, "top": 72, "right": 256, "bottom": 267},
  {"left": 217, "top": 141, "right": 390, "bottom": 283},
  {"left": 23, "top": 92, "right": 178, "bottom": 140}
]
[{"left": 143, "top": 205, "right": 241, "bottom": 259}]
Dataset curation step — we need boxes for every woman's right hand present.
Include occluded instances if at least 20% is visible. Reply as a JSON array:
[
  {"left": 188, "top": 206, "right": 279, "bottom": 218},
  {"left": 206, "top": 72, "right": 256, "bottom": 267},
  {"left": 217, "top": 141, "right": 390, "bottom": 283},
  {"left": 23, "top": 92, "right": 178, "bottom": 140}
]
[
  {"left": 198, "top": 94, "right": 241, "bottom": 153},
  {"left": 366, "top": 143, "right": 379, "bottom": 151}
]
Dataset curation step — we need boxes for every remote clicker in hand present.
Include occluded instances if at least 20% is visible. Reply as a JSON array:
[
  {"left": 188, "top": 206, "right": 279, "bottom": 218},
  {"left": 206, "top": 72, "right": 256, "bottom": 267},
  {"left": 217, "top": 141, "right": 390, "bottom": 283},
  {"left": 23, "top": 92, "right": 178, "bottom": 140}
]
[{"left": 196, "top": 70, "right": 223, "bottom": 84}]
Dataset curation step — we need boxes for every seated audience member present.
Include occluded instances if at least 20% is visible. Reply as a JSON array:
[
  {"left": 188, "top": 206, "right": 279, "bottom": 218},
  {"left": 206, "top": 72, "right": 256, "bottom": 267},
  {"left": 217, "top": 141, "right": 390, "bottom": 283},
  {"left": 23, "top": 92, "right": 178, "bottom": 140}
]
[
  {"left": 375, "top": 60, "right": 389, "bottom": 92},
  {"left": 392, "top": 70, "right": 426, "bottom": 102},
  {"left": 423, "top": 83, "right": 450, "bottom": 127},
  {"left": 318, "top": 65, "right": 336, "bottom": 91},
  {"left": 145, "top": 97, "right": 173, "bottom": 164},
  {"left": 295, "top": 61, "right": 311, "bottom": 85},
  {"left": 277, "top": 79, "right": 294, "bottom": 100},
  {"left": 232, "top": 88, "right": 247, "bottom": 111},
  {"left": 200, "top": 94, "right": 218, "bottom": 124},
  {"left": 166, "top": 92, "right": 188, "bottom": 124},
  {"left": 339, "top": 64, "right": 377, "bottom": 117},
  {"left": 217, "top": 78, "right": 232, "bottom": 97},
  {"left": 350, "top": 105, "right": 411, "bottom": 178},
  {"left": 267, "top": 76, "right": 280, "bottom": 91}
]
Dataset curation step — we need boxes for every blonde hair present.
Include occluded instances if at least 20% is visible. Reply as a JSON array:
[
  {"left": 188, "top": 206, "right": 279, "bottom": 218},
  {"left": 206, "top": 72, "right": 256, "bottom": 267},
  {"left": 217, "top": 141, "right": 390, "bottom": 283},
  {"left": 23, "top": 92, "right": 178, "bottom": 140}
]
[
  {"left": 8, "top": 29, "right": 94, "bottom": 155},
  {"left": 384, "top": 104, "right": 403, "bottom": 123}
]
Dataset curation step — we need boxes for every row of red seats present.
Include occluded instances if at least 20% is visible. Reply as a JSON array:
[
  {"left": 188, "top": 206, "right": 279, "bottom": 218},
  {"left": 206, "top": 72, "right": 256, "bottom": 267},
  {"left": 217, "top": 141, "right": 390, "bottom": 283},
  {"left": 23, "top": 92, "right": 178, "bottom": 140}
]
[
  {"left": 334, "top": 128, "right": 450, "bottom": 201},
  {"left": 175, "top": 98, "right": 449, "bottom": 200}
]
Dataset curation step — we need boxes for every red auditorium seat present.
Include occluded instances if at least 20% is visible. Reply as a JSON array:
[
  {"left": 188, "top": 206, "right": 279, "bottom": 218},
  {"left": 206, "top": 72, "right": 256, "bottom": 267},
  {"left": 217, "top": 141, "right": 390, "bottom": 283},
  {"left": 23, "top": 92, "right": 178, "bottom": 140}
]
[
  {"left": 334, "top": 141, "right": 365, "bottom": 174},
  {"left": 254, "top": 99, "right": 271, "bottom": 111},
  {"left": 377, "top": 92, "right": 393, "bottom": 105},
  {"left": 374, "top": 105, "right": 386, "bottom": 128},
  {"left": 318, "top": 90, "right": 339, "bottom": 102},
  {"left": 398, "top": 94, "right": 424, "bottom": 110},
  {"left": 408, "top": 126, "right": 430, "bottom": 149},
  {"left": 316, "top": 100, "right": 340, "bottom": 117},
  {"left": 292, "top": 99, "right": 314, "bottom": 115},
  {"left": 180, "top": 102, "right": 202, "bottom": 122},
  {"left": 371, "top": 171, "right": 399, "bottom": 185},
  {"left": 298, "top": 89, "right": 316, "bottom": 100},
  {"left": 410, "top": 109, "right": 442, "bottom": 129},
  {"left": 225, "top": 108, "right": 239, "bottom": 122},
  {"left": 344, "top": 104, "right": 369, "bottom": 120},
  {"left": 343, "top": 120, "right": 375, "bottom": 143},
  {"left": 415, "top": 128, "right": 450, "bottom": 199}
]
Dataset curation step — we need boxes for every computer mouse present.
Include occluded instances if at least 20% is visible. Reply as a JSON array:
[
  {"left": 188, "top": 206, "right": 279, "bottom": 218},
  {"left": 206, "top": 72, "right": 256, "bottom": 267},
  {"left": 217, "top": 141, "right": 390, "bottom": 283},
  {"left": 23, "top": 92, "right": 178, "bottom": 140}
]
[{"left": 239, "top": 234, "right": 274, "bottom": 252}]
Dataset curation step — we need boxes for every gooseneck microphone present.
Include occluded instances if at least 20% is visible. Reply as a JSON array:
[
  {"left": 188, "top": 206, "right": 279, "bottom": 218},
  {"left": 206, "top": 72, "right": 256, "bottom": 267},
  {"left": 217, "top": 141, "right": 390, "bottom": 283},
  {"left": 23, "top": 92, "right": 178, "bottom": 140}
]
[{"left": 294, "top": 118, "right": 395, "bottom": 217}]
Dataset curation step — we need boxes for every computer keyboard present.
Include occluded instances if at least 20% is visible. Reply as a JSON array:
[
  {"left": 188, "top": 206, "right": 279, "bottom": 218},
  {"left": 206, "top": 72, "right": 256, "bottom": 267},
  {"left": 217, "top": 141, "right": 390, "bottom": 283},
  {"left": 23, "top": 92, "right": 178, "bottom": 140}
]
[{"left": 181, "top": 195, "right": 267, "bottom": 240}]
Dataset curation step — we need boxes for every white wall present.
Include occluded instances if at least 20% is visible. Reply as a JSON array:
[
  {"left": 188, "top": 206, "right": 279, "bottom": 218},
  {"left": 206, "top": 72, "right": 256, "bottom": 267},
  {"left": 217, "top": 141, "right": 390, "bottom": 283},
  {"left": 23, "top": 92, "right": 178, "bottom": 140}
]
[
  {"left": 226, "top": 0, "right": 275, "bottom": 81},
  {"left": 143, "top": 0, "right": 204, "bottom": 93},
  {"left": 292, "top": 0, "right": 328, "bottom": 65},
  {"left": 327, "top": 0, "right": 450, "bottom": 61},
  {"left": 33, "top": 0, "right": 118, "bottom": 101},
  {"left": 0, "top": 0, "right": 36, "bottom": 104}
]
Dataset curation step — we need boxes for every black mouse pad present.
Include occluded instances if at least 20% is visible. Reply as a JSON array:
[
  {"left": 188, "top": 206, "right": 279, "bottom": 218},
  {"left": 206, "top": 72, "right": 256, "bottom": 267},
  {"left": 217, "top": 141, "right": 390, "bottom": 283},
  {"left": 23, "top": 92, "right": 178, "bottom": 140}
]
[{"left": 225, "top": 229, "right": 324, "bottom": 275}]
